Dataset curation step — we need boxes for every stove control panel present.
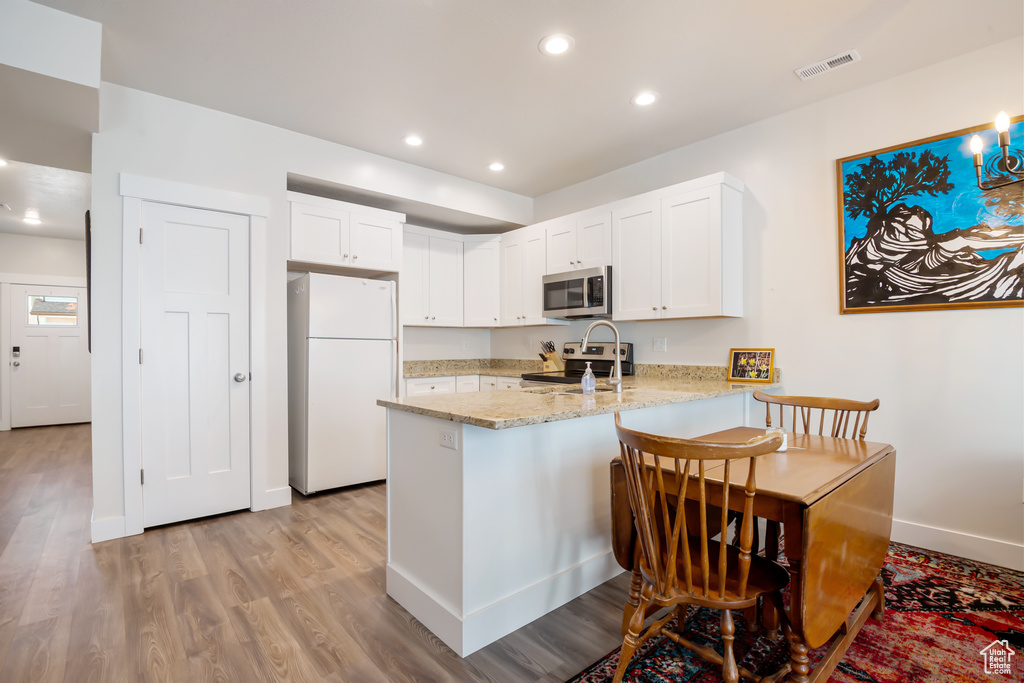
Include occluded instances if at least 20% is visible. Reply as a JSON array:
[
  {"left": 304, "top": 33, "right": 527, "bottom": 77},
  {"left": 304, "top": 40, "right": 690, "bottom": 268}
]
[{"left": 562, "top": 341, "right": 633, "bottom": 363}]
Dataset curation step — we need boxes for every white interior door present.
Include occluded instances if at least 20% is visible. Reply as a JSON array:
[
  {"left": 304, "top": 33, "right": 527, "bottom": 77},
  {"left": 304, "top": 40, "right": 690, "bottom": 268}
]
[
  {"left": 139, "top": 201, "right": 251, "bottom": 527},
  {"left": 10, "top": 285, "right": 91, "bottom": 427}
]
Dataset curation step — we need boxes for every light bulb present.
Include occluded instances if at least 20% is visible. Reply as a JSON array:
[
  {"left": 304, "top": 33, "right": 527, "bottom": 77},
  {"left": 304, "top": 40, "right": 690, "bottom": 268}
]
[
  {"left": 970, "top": 135, "right": 984, "bottom": 154},
  {"left": 488, "top": 162, "right": 504, "bottom": 172},
  {"left": 404, "top": 135, "right": 423, "bottom": 146},
  {"left": 539, "top": 34, "right": 574, "bottom": 56},
  {"left": 631, "top": 91, "right": 660, "bottom": 106},
  {"left": 995, "top": 112, "right": 1010, "bottom": 133}
]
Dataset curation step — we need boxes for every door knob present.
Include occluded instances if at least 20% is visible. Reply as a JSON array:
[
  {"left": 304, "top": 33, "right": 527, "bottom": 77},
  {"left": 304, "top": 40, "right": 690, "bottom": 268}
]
[
  {"left": 234, "top": 373, "right": 246, "bottom": 382},
  {"left": 12, "top": 361, "right": 19, "bottom": 367}
]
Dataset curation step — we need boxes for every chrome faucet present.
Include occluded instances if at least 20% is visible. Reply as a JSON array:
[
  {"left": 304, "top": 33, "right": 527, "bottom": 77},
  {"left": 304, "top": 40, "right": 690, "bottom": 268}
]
[{"left": 580, "top": 320, "right": 623, "bottom": 394}]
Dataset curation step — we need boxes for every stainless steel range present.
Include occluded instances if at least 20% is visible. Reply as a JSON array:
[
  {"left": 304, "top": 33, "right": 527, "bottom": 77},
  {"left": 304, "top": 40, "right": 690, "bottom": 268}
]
[{"left": 521, "top": 341, "right": 634, "bottom": 385}]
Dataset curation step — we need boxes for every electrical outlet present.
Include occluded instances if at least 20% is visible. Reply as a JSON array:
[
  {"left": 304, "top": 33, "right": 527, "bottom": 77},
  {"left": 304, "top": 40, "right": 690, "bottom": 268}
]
[
  {"left": 653, "top": 337, "right": 668, "bottom": 352},
  {"left": 462, "top": 340, "right": 469, "bottom": 351},
  {"left": 439, "top": 428, "right": 458, "bottom": 450}
]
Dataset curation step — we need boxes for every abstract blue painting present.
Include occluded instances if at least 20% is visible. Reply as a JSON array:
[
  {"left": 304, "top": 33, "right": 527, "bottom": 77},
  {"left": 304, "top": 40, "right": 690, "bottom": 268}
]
[{"left": 836, "top": 117, "right": 1023, "bottom": 313}]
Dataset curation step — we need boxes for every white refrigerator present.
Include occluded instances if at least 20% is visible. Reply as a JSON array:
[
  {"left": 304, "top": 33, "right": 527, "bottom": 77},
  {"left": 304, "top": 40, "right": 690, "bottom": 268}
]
[{"left": 287, "top": 273, "right": 397, "bottom": 494}]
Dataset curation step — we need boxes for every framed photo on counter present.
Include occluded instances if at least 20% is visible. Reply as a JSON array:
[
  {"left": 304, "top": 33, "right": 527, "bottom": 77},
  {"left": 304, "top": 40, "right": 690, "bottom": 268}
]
[{"left": 728, "top": 348, "right": 774, "bottom": 383}]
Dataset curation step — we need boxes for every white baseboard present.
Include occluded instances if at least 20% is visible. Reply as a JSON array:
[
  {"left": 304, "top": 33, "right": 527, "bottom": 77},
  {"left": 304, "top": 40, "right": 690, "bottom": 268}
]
[
  {"left": 91, "top": 511, "right": 127, "bottom": 543},
  {"left": 253, "top": 486, "right": 292, "bottom": 511},
  {"left": 891, "top": 519, "right": 1023, "bottom": 571},
  {"left": 387, "top": 551, "right": 625, "bottom": 657}
]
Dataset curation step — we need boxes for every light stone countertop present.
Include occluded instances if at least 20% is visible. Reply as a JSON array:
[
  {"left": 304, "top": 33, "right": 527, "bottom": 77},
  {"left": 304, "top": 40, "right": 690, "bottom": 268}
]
[{"left": 377, "top": 374, "right": 782, "bottom": 430}]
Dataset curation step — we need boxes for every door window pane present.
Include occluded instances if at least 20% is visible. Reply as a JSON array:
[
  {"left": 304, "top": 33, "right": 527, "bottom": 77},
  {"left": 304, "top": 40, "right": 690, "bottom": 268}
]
[{"left": 27, "top": 295, "right": 78, "bottom": 326}]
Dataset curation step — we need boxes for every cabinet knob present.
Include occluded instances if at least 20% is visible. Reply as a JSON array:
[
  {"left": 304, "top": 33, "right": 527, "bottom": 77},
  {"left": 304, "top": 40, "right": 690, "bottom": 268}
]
[
  {"left": 493, "top": 317, "right": 498, "bottom": 321},
  {"left": 662, "top": 305, "right": 667, "bottom": 310},
  {"left": 569, "top": 261, "right": 574, "bottom": 266},
  {"left": 430, "top": 385, "right": 435, "bottom": 390},
  {"left": 353, "top": 254, "right": 358, "bottom": 260},
  {"left": 576, "top": 260, "right": 582, "bottom": 264},
  {"left": 431, "top": 316, "right": 436, "bottom": 320},
  {"left": 424, "top": 316, "right": 429, "bottom": 320},
  {"left": 343, "top": 253, "right": 349, "bottom": 258},
  {"left": 652, "top": 307, "right": 657, "bottom": 311}
]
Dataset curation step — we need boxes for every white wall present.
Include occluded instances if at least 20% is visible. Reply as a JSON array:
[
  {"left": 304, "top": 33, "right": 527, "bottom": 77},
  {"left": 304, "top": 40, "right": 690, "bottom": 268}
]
[
  {"left": 403, "top": 327, "right": 491, "bottom": 361},
  {"left": 89, "top": 83, "right": 533, "bottom": 533},
  {"left": 497, "top": 38, "right": 1024, "bottom": 568},
  {"left": 0, "top": 232, "right": 85, "bottom": 277}
]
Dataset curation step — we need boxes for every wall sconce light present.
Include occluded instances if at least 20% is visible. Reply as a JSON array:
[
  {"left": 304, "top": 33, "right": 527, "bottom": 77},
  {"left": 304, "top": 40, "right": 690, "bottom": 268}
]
[{"left": 969, "top": 112, "right": 1023, "bottom": 191}]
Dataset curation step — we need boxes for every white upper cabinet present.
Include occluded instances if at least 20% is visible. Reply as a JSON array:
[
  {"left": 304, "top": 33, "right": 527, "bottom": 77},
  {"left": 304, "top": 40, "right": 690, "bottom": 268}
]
[
  {"left": 501, "top": 225, "right": 568, "bottom": 326},
  {"left": 500, "top": 231, "right": 524, "bottom": 325},
  {"left": 613, "top": 174, "right": 743, "bottom": 321},
  {"left": 544, "top": 211, "right": 611, "bottom": 274},
  {"left": 288, "top": 193, "right": 402, "bottom": 272},
  {"left": 464, "top": 237, "right": 501, "bottom": 327},
  {"left": 402, "top": 227, "right": 464, "bottom": 327}
]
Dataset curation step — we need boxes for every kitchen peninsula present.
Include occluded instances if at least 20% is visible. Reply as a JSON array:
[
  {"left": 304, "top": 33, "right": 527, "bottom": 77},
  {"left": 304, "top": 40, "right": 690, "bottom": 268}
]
[{"left": 378, "top": 369, "right": 781, "bottom": 656}]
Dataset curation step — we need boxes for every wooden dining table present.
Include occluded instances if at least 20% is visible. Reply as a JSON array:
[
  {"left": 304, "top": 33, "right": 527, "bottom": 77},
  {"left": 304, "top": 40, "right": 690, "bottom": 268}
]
[{"left": 610, "top": 426, "right": 897, "bottom": 683}]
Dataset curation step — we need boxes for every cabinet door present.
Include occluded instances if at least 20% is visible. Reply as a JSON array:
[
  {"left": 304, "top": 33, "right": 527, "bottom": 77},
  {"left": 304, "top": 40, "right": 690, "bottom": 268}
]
[
  {"left": 401, "top": 231, "right": 430, "bottom": 325},
  {"left": 500, "top": 232, "right": 524, "bottom": 325},
  {"left": 456, "top": 375, "right": 481, "bottom": 393},
  {"left": 612, "top": 199, "right": 661, "bottom": 321},
  {"left": 545, "top": 217, "right": 578, "bottom": 274},
  {"left": 520, "top": 226, "right": 548, "bottom": 324},
  {"left": 290, "top": 202, "right": 350, "bottom": 265},
  {"left": 576, "top": 211, "right": 612, "bottom": 269},
  {"left": 464, "top": 240, "right": 501, "bottom": 326},
  {"left": 661, "top": 187, "right": 721, "bottom": 318},
  {"left": 428, "top": 236, "right": 464, "bottom": 326},
  {"left": 350, "top": 212, "right": 401, "bottom": 272},
  {"left": 479, "top": 376, "right": 497, "bottom": 391}
]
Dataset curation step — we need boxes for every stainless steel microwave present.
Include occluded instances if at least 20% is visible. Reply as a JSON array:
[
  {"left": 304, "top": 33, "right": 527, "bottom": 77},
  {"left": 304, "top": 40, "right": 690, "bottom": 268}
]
[{"left": 541, "top": 266, "right": 612, "bottom": 319}]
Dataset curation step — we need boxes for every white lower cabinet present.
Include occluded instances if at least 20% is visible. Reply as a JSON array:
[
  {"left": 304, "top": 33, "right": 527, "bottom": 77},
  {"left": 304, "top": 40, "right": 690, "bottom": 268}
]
[
  {"left": 406, "top": 375, "right": 519, "bottom": 395},
  {"left": 405, "top": 376, "right": 457, "bottom": 396},
  {"left": 456, "top": 375, "right": 481, "bottom": 393}
]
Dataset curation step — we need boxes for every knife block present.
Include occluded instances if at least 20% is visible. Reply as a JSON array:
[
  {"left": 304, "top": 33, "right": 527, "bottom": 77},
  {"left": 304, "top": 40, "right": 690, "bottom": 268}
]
[{"left": 541, "top": 352, "right": 564, "bottom": 373}]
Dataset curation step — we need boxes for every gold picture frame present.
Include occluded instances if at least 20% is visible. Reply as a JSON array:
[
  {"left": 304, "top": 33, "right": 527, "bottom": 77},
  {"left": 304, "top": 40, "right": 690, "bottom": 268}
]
[{"left": 728, "top": 348, "right": 774, "bottom": 383}]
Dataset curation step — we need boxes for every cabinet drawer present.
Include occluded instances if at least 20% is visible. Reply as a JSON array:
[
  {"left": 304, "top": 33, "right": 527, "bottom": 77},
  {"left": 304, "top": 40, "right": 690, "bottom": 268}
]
[
  {"left": 496, "top": 377, "right": 522, "bottom": 390},
  {"left": 405, "top": 376, "right": 457, "bottom": 396}
]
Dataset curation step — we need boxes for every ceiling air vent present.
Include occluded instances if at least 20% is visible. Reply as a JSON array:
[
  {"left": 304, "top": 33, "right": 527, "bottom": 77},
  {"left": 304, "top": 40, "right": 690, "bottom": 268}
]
[{"left": 795, "top": 49, "right": 861, "bottom": 81}]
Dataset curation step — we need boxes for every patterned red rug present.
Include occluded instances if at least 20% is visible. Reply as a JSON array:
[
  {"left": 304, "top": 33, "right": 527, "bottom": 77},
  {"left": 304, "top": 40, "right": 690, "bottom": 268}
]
[{"left": 567, "top": 542, "right": 1023, "bottom": 682}]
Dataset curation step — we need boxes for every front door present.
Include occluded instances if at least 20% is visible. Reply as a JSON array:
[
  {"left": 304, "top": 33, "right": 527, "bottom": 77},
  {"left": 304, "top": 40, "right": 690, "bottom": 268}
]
[
  {"left": 139, "top": 201, "right": 251, "bottom": 527},
  {"left": 10, "top": 284, "right": 91, "bottom": 427}
]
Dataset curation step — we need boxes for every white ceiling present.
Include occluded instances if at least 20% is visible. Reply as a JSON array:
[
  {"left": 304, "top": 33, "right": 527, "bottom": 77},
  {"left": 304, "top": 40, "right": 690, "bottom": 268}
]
[
  {"left": 6, "top": 0, "right": 1023, "bottom": 240},
  {"left": 0, "top": 161, "right": 90, "bottom": 241}
]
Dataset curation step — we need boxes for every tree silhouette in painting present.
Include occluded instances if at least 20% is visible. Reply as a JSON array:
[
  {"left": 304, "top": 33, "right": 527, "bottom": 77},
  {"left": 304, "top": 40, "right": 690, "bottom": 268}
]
[{"left": 843, "top": 150, "right": 1024, "bottom": 308}]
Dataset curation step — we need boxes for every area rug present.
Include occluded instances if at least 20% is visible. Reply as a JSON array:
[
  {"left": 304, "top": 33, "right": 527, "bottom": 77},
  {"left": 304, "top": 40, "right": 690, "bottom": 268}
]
[{"left": 567, "top": 542, "right": 1024, "bottom": 682}]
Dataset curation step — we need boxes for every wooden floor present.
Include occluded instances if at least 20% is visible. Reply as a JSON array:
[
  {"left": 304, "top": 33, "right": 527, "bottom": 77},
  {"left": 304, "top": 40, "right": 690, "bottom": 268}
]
[{"left": 0, "top": 424, "right": 632, "bottom": 683}]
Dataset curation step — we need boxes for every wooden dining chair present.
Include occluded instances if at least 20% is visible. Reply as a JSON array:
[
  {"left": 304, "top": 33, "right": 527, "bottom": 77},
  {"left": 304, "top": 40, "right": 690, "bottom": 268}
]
[
  {"left": 749, "top": 390, "right": 881, "bottom": 560},
  {"left": 751, "top": 390, "right": 880, "bottom": 440},
  {"left": 611, "top": 412, "right": 791, "bottom": 683}
]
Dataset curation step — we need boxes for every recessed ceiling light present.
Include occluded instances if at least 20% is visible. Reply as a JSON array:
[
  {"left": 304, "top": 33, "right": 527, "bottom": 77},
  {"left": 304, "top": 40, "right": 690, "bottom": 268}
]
[
  {"left": 0, "top": 159, "right": 7, "bottom": 166},
  {"left": 488, "top": 162, "right": 505, "bottom": 172},
  {"left": 539, "top": 34, "right": 574, "bottom": 56},
  {"left": 631, "top": 91, "right": 660, "bottom": 106},
  {"left": 404, "top": 135, "right": 423, "bottom": 146},
  {"left": 24, "top": 209, "right": 40, "bottom": 225}
]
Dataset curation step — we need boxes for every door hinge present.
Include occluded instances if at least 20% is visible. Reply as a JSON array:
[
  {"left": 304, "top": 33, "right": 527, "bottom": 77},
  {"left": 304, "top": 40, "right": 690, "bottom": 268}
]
[
  {"left": 139, "top": 349, "right": 144, "bottom": 364},
  {"left": 140, "top": 469, "right": 145, "bottom": 485},
  {"left": 139, "top": 228, "right": 143, "bottom": 244}
]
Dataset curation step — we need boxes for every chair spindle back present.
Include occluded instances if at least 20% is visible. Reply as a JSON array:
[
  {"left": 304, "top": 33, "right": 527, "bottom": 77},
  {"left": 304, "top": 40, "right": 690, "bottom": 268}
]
[{"left": 752, "top": 390, "right": 880, "bottom": 440}]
